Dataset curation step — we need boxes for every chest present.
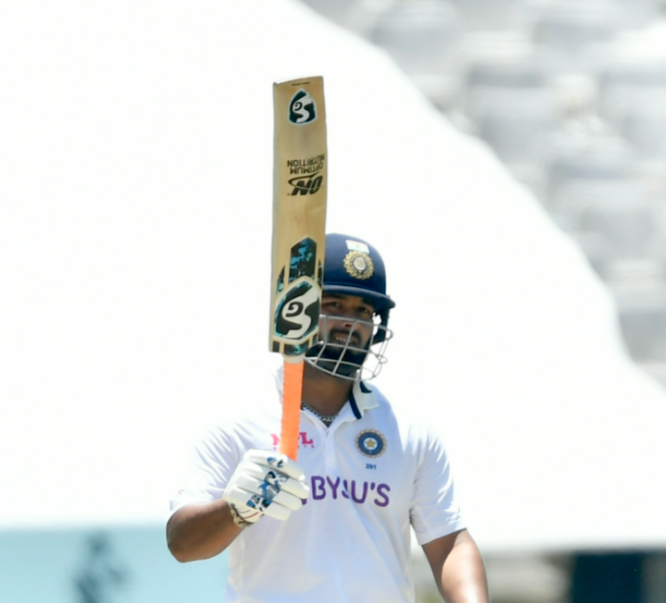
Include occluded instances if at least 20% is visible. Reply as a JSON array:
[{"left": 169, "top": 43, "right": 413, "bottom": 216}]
[{"left": 240, "top": 410, "right": 417, "bottom": 512}]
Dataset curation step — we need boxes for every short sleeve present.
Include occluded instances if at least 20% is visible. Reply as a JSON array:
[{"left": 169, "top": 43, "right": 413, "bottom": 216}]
[
  {"left": 168, "top": 425, "right": 241, "bottom": 518},
  {"left": 409, "top": 427, "right": 466, "bottom": 545}
]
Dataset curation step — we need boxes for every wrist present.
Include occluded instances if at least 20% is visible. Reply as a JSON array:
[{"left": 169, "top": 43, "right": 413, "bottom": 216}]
[{"left": 228, "top": 503, "right": 259, "bottom": 529}]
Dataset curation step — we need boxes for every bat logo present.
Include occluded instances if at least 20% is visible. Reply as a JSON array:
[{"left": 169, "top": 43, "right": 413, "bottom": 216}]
[
  {"left": 288, "top": 89, "right": 317, "bottom": 125},
  {"left": 275, "top": 281, "right": 320, "bottom": 340},
  {"left": 272, "top": 238, "right": 321, "bottom": 355},
  {"left": 288, "top": 170, "right": 323, "bottom": 196}
]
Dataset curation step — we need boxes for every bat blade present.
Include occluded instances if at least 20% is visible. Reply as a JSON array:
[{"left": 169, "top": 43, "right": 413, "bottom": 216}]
[{"left": 270, "top": 76, "right": 327, "bottom": 460}]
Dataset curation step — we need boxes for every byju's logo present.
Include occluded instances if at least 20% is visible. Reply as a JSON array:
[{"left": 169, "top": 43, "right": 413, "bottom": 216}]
[
  {"left": 288, "top": 171, "right": 323, "bottom": 196},
  {"left": 289, "top": 89, "right": 317, "bottom": 125}
]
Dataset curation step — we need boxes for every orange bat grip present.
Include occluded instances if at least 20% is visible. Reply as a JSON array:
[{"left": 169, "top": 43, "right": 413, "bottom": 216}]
[{"left": 279, "top": 360, "right": 304, "bottom": 460}]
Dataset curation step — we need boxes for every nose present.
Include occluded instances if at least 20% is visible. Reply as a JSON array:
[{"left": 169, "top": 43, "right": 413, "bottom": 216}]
[
  {"left": 322, "top": 311, "right": 355, "bottom": 333},
  {"left": 330, "top": 315, "right": 354, "bottom": 329}
]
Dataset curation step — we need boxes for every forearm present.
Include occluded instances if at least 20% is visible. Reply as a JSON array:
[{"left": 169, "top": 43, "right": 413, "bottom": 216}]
[
  {"left": 423, "top": 530, "right": 489, "bottom": 603},
  {"left": 167, "top": 499, "right": 243, "bottom": 562}
]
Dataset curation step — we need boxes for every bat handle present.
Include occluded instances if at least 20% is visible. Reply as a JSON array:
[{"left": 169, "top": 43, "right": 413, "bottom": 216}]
[{"left": 279, "top": 359, "right": 304, "bottom": 460}]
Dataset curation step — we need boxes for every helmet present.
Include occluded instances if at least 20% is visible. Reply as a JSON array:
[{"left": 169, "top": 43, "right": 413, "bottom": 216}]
[{"left": 305, "top": 233, "right": 395, "bottom": 381}]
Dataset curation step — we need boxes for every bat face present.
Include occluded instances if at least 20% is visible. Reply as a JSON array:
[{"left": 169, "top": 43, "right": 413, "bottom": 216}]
[{"left": 270, "top": 77, "right": 327, "bottom": 359}]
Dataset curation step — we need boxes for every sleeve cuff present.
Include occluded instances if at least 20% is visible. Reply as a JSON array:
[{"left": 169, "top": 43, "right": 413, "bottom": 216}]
[{"left": 414, "top": 519, "right": 467, "bottom": 546}]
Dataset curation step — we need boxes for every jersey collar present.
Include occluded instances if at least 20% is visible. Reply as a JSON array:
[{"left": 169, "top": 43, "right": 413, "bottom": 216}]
[{"left": 349, "top": 379, "right": 378, "bottom": 419}]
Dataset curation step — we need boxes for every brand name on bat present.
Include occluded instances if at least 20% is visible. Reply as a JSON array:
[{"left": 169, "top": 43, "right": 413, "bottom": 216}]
[
  {"left": 287, "top": 154, "right": 325, "bottom": 175},
  {"left": 286, "top": 154, "right": 325, "bottom": 196},
  {"left": 288, "top": 173, "right": 323, "bottom": 196}
]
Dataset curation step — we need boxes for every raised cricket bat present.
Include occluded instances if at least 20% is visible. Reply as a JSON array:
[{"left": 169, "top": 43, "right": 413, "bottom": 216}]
[{"left": 270, "top": 77, "right": 328, "bottom": 460}]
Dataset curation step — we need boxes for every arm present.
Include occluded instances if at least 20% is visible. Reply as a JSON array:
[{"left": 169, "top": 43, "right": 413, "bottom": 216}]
[
  {"left": 167, "top": 450, "right": 310, "bottom": 563},
  {"left": 166, "top": 500, "right": 243, "bottom": 563},
  {"left": 422, "top": 529, "right": 489, "bottom": 603}
]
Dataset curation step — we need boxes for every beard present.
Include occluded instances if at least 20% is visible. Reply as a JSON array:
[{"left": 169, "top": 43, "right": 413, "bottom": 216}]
[{"left": 305, "top": 333, "right": 370, "bottom": 379}]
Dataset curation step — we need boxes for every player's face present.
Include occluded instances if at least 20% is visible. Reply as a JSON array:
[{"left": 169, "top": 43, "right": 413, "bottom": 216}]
[
  {"left": 306, "top": 293, "right": 377, "bottom": 379},
  {"left": 319, "top": 293, "right": 375, "bottom": 349}
]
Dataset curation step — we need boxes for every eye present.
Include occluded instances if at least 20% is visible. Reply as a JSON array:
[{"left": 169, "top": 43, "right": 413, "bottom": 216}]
[{"left": 358, "top": 306, "right": 374, "bottom": 318}]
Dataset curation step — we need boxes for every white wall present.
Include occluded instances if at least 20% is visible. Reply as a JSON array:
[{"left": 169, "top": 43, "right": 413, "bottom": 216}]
[{"left": 1, "top": 0, "right": 665, "bottom": 552}]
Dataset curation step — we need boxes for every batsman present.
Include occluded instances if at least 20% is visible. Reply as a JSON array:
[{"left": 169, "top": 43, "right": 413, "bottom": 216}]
[
  {"left": 167, "top": 232, "right": 489, "bottom": 602},
  {"left": 167, "top": 76, "right": 488, "bottom": 602}
]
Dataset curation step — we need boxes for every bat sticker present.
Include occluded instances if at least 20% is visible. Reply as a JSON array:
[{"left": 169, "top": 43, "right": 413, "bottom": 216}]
[
  {"left": 289, "top": 89, "right": 317, "bottom": 125},
  {"left": 273, "top": 237, "right": 321, "bottom": 345},
  {"left": 274, "top": 282, "right": 320, "bottom": 340},
  {"left": 289, "top": 238, "right": 316, "bottom": 281}
]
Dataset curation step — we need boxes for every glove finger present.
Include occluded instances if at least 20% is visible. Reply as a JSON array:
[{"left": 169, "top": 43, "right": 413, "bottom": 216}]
[
  {"left": 235, "top": 474, "right": 272, "bottom": 495},
  {"left": 226, "top": 482, "right": 302, "bottom": 513},
  {"left": 272, "top": 490, "right": 303, "bottom": 512},
  {"left": 280, "top": 476, "right": 310, "bottom": 500},
  {"left": 236, "top": 470, "right": 309, "bottom": 502},
  {"left": 223, "top": 485, "right": 261, "bottom": 509},
  {"left": 241, "top": 463, "right": 308, "bottom": 495},
  {"left": 261, "top": 501, "right": 291, "bottom": 521},
  {"left": 243, "top": 450, "right": 305, "bottom": 480},
  {"left": 244, "top": 461, "right": 284, "bottom": 481},
  {"left": 239, "top": 474, "right": 293, "bottom": 511}
]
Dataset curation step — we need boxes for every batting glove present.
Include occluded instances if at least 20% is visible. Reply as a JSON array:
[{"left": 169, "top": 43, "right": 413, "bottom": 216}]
[{"left": 223, "top": 450, "right": 310, "bottom": 524}]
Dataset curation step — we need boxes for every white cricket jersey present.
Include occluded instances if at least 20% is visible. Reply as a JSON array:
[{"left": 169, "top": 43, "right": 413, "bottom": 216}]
[{"left": 170, "top": 369, "right": 465, "bottom": 603}]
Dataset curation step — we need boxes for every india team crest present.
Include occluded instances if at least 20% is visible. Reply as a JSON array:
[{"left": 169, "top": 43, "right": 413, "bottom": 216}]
[
  {"left": 344, "top": 251, "right": 374, "bottom": 280},
  {"left": 356, "top": 429, "right": 387, "bottom": 458}
]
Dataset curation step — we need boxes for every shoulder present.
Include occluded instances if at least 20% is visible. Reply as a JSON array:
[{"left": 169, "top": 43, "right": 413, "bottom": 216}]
[
  {"left": 364, "top": 382, "right": 448, "bottom": 453},
  {"left": 362, "top": 382, "right": 427, "bottom": 428}
]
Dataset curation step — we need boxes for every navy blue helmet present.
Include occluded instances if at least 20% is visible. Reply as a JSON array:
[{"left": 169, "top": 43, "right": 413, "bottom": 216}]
[
  {"left": 322, "top": 233, "right": 395, "bottom": 342},
  {"left": 305, "top": 233, "right": 395, "bottom": 381}
]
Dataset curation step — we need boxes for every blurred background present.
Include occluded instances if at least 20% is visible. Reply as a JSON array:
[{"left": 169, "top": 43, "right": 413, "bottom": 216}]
[
  {"left": 293, "top": 5, "right": 666, "bottom": 594},
  {"left": 293, "top": 5, "right": 666, "bottom": 598},
  {"left": 2, "top": 1, "right": 666, "bottom": 602},
  {"left": 303, "top": 0, "right": 666, "bottom": 389}
]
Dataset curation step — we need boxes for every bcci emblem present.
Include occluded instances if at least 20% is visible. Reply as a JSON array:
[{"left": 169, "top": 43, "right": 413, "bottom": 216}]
[
  {"left": 356, "top": 429, "right": 387, "bottom": 458},
  {"left": 344, "top": 251, "right": 374, "bottom": 280},
  {"left": 289, "top": 89, "right": 317, "bottom": 125}
]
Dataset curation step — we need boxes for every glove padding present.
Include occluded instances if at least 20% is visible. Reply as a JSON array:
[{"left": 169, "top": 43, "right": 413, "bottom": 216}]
[{"left": 223, "top": 450, "right": 310, "bottom": 523}]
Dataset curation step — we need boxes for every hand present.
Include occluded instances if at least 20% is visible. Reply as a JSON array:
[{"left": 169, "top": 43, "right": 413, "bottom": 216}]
[{"left": 223, "top": 450, "right": 310, "bottom": 524}]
